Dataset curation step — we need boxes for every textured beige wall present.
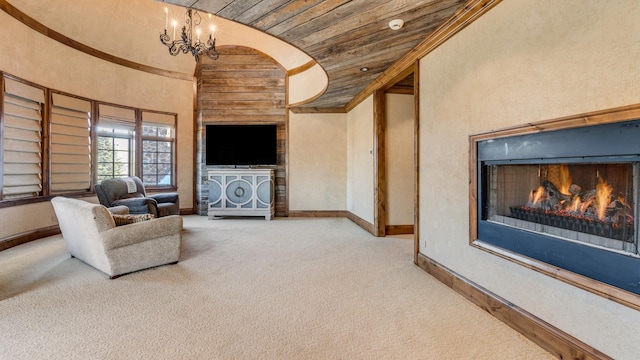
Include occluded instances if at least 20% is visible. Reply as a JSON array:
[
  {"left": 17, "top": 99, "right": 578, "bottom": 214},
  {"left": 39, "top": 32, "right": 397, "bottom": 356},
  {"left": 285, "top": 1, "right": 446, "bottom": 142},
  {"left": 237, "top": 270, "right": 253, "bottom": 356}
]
[
  {"left": 419, "top": 1, "right": 640, "bottom": 358},
  {"left": 288, "top": 64, "right": 328, "bottom": 106},
  {"left": 8, "top": 0, "right": 314, "bottom": 75},
  {"left": 0, "top": 11, "right": 194, "bottom": 239},
  {"left": 347, "top": 96, "right": 374, "bottom": 223},
  {"left": 385, "top": 93, "right": 414, "bottom": 225},
  {"left": 289, "top": 112, "right": 347, "bottom": 210}
]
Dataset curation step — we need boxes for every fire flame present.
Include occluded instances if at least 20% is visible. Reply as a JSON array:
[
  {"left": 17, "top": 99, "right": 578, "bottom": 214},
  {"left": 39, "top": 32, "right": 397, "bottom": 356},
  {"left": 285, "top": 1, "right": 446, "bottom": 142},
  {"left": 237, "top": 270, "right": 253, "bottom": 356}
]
[
  {"left": 618, "top": 196, "right": 626, "bottom": 206},
  {"left": 595, "top": 178, "right": 613, "bottom": 220},
  {"left": 570, "top": 196, "right": 581, "bottom": 212},
  {"left": 515, "top": 164, "right": 634, "bottom": 241},
  {"left": 580, "top": 198, "right": 593, "bottom": 214},
  {"left": 559, "top": 164, "right": 572, "bottom": 195},
  {"left": 529, "top": 186, "right": 545, "bottom": 205}
]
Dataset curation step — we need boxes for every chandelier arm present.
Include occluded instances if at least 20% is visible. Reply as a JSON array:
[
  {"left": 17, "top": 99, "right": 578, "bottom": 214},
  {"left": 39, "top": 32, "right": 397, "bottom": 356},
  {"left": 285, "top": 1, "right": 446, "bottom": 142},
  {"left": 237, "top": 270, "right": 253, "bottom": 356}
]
[
  {"left": 160, "top": 31, "right": 171, "bottom": 46},
  {"left": 169, "top": 43, "right": 183, "bottom": 56},
  {"left": 159, "top": 8, "right": 218, "bottom": 62},
  {"left": 192, "top": 10, "right": 202, "bottom": 26}
]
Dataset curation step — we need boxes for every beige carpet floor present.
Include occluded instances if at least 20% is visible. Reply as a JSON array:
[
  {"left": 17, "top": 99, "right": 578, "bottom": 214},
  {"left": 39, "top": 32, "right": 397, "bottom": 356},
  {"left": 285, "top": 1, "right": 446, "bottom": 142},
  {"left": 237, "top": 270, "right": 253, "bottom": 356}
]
[{"left": 0, "top": 216, "right": 554, "bottom": 359}]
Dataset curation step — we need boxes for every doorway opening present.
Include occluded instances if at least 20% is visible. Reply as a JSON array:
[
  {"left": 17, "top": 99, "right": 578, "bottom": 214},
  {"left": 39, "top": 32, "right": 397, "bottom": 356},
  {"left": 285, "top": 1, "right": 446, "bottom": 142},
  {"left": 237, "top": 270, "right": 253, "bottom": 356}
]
[{"left": 373, "top": 63, "right": 419, "bottom": 263}]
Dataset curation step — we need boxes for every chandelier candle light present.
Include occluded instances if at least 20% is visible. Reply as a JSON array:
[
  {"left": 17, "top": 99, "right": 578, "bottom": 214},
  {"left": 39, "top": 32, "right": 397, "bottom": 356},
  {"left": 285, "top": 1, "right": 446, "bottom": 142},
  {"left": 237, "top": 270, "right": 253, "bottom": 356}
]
[{"left": 160, "top": 7, "right": 219, "bottom": 62}]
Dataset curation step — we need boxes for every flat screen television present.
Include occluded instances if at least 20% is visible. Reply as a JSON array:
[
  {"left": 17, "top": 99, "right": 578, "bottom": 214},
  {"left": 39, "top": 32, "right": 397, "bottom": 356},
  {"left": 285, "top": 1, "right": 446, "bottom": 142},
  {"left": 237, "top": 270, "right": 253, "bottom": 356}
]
[{"left": 206, "top": 124, "right": 278, "bottom": 166}]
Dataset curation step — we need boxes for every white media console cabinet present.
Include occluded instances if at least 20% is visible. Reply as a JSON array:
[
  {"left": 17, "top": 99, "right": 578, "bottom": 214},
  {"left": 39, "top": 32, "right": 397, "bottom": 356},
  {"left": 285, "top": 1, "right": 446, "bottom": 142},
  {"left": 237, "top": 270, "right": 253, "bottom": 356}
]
[{"left": 207, "top": 168, "right": 274, "bottom": 220}]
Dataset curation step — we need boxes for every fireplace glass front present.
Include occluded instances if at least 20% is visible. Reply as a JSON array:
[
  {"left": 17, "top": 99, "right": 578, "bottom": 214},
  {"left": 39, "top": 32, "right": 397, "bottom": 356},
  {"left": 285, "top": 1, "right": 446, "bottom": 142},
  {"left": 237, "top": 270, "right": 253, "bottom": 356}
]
[{"left": 484, "top": 162, "right": 638, "bottom": 256}]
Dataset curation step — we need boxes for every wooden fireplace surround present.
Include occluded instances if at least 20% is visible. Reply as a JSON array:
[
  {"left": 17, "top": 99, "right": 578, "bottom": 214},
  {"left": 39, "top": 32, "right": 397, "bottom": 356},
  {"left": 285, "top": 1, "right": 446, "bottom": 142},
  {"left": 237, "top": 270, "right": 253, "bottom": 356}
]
[{"left": 469, "top": 103, "right": 640, "bottom": 312}]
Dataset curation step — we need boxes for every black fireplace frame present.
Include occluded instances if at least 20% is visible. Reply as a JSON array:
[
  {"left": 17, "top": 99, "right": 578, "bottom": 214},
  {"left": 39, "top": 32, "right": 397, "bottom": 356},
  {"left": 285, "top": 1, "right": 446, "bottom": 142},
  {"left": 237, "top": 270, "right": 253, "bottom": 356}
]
[{"left": 469, "top": 106, "right": 640, "bottom": 310}]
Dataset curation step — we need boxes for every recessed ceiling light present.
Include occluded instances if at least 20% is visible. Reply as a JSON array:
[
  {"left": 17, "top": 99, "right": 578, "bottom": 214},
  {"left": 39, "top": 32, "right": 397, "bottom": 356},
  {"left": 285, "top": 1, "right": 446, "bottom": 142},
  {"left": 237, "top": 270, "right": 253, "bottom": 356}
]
[{"left": 360, "top": 67, "right": 369, "bottom": 72}]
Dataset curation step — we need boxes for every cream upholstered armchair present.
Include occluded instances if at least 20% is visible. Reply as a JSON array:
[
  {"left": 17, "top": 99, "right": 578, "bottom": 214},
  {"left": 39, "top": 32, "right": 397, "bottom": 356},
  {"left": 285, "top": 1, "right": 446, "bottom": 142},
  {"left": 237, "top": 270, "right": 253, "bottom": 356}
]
[
  {"left": 94, "top": 176, "right": 179, "bottom": 218},
  {"left": 51, "top": 197, "right": 182, "bottom": 279}
]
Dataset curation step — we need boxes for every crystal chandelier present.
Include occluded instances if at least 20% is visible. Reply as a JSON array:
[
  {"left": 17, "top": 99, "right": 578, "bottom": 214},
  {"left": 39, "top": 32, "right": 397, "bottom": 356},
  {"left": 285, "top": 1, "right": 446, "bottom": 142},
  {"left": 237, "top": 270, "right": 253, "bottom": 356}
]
[{"left": 160, "top": 8, "right": 219, "bottom": 62}]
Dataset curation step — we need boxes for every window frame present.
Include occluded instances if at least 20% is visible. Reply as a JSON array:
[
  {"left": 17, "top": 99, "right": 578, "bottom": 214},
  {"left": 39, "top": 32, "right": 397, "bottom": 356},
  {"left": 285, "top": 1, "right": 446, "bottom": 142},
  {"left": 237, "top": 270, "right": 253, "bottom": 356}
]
[
  {"left": 96, "top": 129, "right": 134, "bottom": 182},
  {"left": 0, "top": 71, "right": 178, "bottom": 208},
  {"left": 0, "top": 74, "right": 48, "bottom": 206},
  {"left": 95, "top": 103, "right": 138, "bottom": 183},
  {"left": 49, "top": 91, "right": 94, "bottom": 196},
  {"left": 140, "top": 111, "right": 177, "bottom": 190}
]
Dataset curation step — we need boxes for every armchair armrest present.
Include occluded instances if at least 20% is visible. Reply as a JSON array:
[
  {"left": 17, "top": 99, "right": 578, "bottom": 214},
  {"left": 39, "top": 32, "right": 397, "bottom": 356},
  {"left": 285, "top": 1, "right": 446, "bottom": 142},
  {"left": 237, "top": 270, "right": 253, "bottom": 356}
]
[
  {"left": 113, "top": 197, "right": 158, "bottom": 216},
  {"left": 108, "top": 205, "right": 130, "bottom": 215},
  {"left": 101, "top": 215, "right": 183, "bottom": 250},
  {"left": 149, "top": 192, "right": 179, "bottom": 204}
]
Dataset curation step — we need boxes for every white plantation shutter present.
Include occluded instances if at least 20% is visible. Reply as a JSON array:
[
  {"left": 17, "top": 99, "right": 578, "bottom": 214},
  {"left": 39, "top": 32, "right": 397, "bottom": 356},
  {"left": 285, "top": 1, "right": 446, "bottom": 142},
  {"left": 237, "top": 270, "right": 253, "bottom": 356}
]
[
  {"left": 2, "top": 78, "right": 44, "bottom": 199},
  {"left": 142, "top": 111, "right": 174, "bottom": 126},
  {"left": 50, "top": 93, "right": 91, "bottom": 193},
  {"left": 98, "top": 104, "right": 136, "bottom": 131}
]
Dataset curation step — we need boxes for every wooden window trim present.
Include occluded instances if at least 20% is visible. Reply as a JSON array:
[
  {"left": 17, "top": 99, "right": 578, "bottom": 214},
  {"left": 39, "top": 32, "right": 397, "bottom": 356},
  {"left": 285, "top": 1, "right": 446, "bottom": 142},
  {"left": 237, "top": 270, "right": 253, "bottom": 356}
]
[
  {"left": 0, "top": 73, "right": 4, "bottom": 200},
  {"left": 96, "top": 133, "right": 133, "bottom": 180},
  {"left": 49, "top": 91, "right": 93, "bottom": 195},
  {"left": 1, "top": 74, "right": 47, "bottom": 202},
  {"left": 141, "top": 111, "right": 177, "bottom": 190},
  {"left": 96, "top": 103, "right": 136, "bottom": 181},
  {"left": 0, "top": 72, "right": 179, "bottom": 208}
]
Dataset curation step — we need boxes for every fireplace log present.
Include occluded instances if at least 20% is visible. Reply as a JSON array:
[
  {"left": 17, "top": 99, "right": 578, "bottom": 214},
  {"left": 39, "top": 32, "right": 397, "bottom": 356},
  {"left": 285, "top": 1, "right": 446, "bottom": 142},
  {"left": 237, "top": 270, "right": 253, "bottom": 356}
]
[
  {"left": 508, "top": 206, "right": 634, "bottom": 242},
  {"left": 569, "top": 184, "right": 581, "bottom": 196}
]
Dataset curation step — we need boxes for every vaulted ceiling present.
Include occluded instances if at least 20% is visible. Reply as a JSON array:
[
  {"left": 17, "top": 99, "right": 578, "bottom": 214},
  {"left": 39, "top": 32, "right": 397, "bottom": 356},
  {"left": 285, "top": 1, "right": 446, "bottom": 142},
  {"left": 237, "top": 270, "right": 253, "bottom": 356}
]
[{"left": 158, "top": 0, "right": 469, "bottom": 110}]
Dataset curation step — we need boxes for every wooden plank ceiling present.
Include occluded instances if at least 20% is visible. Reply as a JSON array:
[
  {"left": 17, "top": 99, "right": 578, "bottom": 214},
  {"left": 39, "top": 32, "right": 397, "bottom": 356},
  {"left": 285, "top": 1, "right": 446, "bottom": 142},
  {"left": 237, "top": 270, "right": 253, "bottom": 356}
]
[{"left": 159, "top": 0, "right": 468, "bottom": 110}]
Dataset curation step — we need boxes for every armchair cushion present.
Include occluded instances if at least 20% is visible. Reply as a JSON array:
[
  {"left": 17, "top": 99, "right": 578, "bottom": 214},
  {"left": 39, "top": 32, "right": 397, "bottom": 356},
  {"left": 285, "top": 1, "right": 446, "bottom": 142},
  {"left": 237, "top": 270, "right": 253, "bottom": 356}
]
[{"left": 51, "top": 196, "right": 182, "bottom": 278}]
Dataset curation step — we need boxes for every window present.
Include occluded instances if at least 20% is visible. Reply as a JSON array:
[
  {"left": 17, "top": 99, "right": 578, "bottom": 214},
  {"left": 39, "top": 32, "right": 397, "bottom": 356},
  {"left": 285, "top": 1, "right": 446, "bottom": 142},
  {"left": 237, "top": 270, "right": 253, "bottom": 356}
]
[
  {"left": 96, "top": 105, "right": 136, "bottom": 183},
  {"left": 97, "top": 132, "right": 132, "bottom": 181},
  {"left": 50, "top": 93, "right": 92, "bottom": 194},
  {"left": 1, "top": 77, "right": 45, "bottom": 200},
  {"left": 0, "top": 72, "right": 178, "bottom": 205},
  {"left": 142, "top": 112, "right": 175, "bottom": 187}
]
